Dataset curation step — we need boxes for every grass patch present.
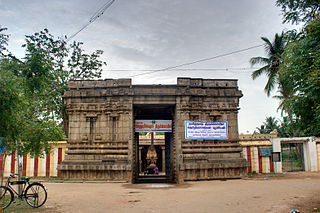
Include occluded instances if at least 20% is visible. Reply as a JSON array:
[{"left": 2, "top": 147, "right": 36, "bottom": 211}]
[
  {"left": 248, "top": 173, "right": 284, "bottom": 177},
  {"left": 2, "top": 198, "right": 54, "bottom": 213},
  {"left": 311, "top": 208, "right": 320, "bottom": 212},
  {"left": 30, "top": 176, "right": 63, "bottom": 182}
]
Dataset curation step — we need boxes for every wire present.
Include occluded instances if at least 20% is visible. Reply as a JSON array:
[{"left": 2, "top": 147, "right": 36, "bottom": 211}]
[
  {"left": 105, "top": 67, "right": 257, "bottom": 72},
  {"left": 66, "top": 0, "right": 116, "bottom": 42},
  {"left": 129, "top": 44, "right": 263, "bottom": 77}
]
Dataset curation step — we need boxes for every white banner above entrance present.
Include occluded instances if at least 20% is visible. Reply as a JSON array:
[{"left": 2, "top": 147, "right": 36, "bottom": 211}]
[
  {"left": 185, "top": 121, "right": 228, "bottom": 139},
  {"left": 135, "top": 120, "right": 172, "bottom": 132}
]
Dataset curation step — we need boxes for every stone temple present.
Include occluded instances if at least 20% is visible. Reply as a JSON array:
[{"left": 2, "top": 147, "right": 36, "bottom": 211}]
[{"left": 58, "top": 77, "right": 248, "bottom": 183}]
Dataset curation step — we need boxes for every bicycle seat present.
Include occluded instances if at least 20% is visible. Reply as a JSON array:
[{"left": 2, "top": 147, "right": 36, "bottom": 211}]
[{"left": 21, "top": 176, "right": 31, "bottom": 181}]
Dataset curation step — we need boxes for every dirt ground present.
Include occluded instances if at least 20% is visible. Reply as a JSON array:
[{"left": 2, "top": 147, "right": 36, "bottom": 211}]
[{"left": 37, "top": 172, "right": 320, "bottom": 213}]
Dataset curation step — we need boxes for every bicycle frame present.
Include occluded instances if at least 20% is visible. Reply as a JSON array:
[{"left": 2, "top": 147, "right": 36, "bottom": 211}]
[{"left": 4, "top": 174, "right": 30, "bottom": 199}]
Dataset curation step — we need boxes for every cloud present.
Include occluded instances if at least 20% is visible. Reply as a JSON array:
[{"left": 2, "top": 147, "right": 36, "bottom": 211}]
[
  {"left": 0, "top": 9, "right": 16, "bottom": 18},
  {"left": 2, "top": 0, "right": 288, "bottom": 132},
  {"left": 111, "top": 44, "right": 155, "bottom": 63}
]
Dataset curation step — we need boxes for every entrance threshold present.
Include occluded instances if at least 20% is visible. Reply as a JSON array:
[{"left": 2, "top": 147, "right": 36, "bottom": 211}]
[{"left": 136, "top": 175, "right": 170, "bottom": 183}]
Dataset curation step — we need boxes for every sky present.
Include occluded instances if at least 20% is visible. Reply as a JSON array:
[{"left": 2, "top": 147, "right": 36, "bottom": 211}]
[{"left": 0, "top": 0, "right": 297, "bottom": 133}]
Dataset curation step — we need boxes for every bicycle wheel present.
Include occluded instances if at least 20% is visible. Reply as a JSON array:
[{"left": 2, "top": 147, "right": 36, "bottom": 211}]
[
  {"left": 0, "top": 186, "right": 14, "bottom": 209},
  {"left": 25, "top": 182, "right": 47, "bottom": 208}
]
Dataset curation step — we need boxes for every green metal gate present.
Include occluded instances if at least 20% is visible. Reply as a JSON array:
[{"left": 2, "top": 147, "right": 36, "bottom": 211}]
[{"left": 281, "top": 143, "right": 304, "bottom": 172}]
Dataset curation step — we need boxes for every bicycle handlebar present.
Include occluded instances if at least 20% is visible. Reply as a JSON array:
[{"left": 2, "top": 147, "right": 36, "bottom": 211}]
[{"left": 9, "top": 173, "right": 19, "bottom": 178}]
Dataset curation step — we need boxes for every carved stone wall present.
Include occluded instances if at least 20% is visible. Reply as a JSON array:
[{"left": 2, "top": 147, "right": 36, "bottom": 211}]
[
  {"left": 58, "top": 79, "right": 133, "bottom": 180},
  {"left": 175, "top": 78, "right": 248, "bottom": 181},
  {"left": 58, "top": 78, "right": 248, "bottom": 182}
]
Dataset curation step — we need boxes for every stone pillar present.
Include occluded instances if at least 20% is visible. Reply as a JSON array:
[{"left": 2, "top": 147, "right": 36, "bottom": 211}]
[
  {"left": 151, "top": 132, "right": 154, "bottom": 145},
  {"left": 139, "top": 147, "right": 142, "bottom": 173},
  {"left": 162, "top": 146, "right": 165, "bottom": 172},
  {"left": 303, "top": 137, "right": 317, "bottom": 172},
  {"left": 271, "top": 138, "right": 282, "bottom": 173}
]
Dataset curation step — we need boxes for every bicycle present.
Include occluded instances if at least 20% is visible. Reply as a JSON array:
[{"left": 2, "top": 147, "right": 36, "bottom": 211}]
[{"left": 0, "top": 173, "right": 47, "bottom": 209}]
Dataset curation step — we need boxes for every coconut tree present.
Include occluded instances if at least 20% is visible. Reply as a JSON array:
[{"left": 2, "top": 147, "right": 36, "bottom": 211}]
[
  {"left": 0, "top": 26, "right": 9, "bottom": 55},
  {"left": 256, "top": 117, "right": 279, "bottom": 134},
  {"left": 273, "top": 81, "right": 294, "bottom": 115},
  {"left": 250, "top": 32, "right": 286, "bottom": 96}
]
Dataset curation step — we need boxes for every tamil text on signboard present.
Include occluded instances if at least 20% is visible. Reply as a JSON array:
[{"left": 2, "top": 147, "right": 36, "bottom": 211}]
[
  {"left": 259, "top": 145, "right": 273, "bottom": 157},
  {"left": 135, "top": 120, "right": 172, "bottom": 132},
  {"left": 185, "top": 121, "right": 228, "bottom": 139}
]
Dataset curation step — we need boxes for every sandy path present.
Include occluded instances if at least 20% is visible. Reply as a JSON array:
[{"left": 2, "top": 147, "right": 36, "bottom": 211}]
[{"left": 42, "top": 173, "right": 320, "bottom": 213}]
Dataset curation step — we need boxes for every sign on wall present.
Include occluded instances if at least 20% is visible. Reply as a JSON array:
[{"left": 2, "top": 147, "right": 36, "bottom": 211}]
[
  {"left": 135, "top": 120, "right": 172, "bottom": 132},
  {"left": 272, "top": 152, "right": 281, "bottom": 162},
  {"left": 259, "top": 145, "right": 273, "bottom": 157},
  {"left": 185, "top": 121, "right": 228, "bottom": 140},
  {"left": 0, "top": 137, "right": 6, "bottom": 154}
]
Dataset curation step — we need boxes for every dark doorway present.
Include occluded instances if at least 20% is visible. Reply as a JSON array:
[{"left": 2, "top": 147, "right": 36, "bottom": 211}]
[
  {"left": 281, "top": 143, "right": 304, "bottom": 172},
  {"left": 139, "top": 132, "right": 164, "bottom": 175},
  {"left": 133, "top": 104, "right": 175, "bottom": 183}
]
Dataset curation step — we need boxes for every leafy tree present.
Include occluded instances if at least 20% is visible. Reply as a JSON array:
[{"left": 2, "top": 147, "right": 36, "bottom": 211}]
[
  {"left": 250, "top": 32, "right": 287, "bottom": 96},
  {"left": 0, "top": 27, "right": 9, "bottom": 55},
  {"left": 1, "top": 27, "right": 106, "bottom": 156},
  {"left": 273, "top": 78, "right": 294, "bottom": 115},
  {"left": 252, "top": 0, "right": 320, "bottom": 137},
  {"left": 21, "top": 29, "right": 107, "bottom": 134},
  {"left": 278, "top": 18, "right": 320, "bottom": 136},
  {"left": 0, "top": 57, "right": 64, "bottom": 156},
  {"left": 276, "top": 0, "right": 320, "bottom": 24},
  {"left": 255, "top": 116, "right": 301, "bottom": 137},
  {"left": 277, "top": 116, "right": 301, "bottom": 137},
  {"left": 256, "top": 117, "right": 280, "bottom": 134}
]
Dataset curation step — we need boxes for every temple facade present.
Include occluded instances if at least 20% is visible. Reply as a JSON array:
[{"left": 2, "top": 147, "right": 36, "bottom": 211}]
[{"left": 58, "top": 77, "right": 248, "bottom": 183}]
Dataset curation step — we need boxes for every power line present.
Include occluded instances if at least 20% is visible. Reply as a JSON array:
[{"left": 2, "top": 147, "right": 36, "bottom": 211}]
[
  {"left": 105, "top": 67, "right": 257, "bottom": 72},
  {"left": 66, "top": 0, "right": 116, "bottom": 42},
  {"left": 129, "top": 44, "right": 263, "bottom": 78}
]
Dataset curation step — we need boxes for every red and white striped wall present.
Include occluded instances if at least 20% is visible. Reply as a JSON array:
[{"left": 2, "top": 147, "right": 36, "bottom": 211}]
[
  {"left": 0, "top": 141, "right": 318, "bottom": 176},
  {"left": 317, "top": 142, "right": 320, "bottom": 172},
  {"left": 242, "top": 146, "right": 274, "bottom": 174},
  {"left": 0, "top": 142, "right": 66, "bottom": 177}
]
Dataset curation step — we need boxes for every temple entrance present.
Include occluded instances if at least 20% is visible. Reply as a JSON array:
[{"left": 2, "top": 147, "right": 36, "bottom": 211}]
[
  {"left": 133, "top": 105, "right": 175, "bottom": 183},
  {"left": 138, "top": 132, "right": 165, "bottom": 176}
]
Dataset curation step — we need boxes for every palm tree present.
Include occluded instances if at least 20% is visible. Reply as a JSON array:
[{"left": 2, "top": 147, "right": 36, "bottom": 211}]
[
  {"left": 256, "top": 117, "right": 279, "bottom": 134},
  {"left": 273, "top": 82, "right": 294, "bottom": 115},
  {"left": 0, "top": 27, "right": 9, "bottom": 55},
  {"left": 250, "top": 32, "right": 286, "bottom": 96}
]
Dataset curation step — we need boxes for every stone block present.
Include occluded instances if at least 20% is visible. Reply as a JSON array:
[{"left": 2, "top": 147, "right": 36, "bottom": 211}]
[{"left": 177, "top": 78, "right": 191, "bottom": 86}]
